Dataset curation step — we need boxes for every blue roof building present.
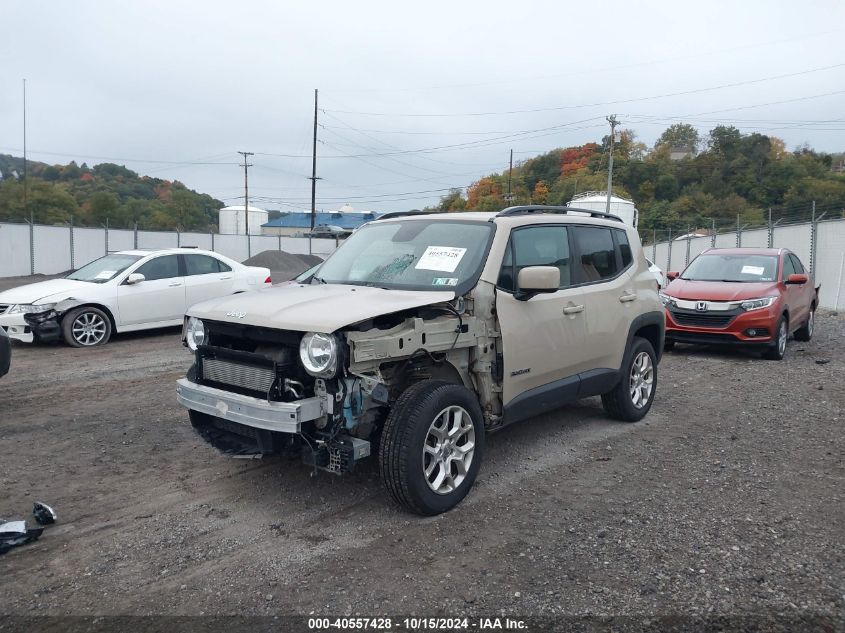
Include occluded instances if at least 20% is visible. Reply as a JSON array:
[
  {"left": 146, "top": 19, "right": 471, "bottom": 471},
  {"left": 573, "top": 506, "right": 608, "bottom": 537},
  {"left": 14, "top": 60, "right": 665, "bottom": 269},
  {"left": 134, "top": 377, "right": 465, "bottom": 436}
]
[{"left": 261, "top": 211, "right": 384, "bottom": 236}]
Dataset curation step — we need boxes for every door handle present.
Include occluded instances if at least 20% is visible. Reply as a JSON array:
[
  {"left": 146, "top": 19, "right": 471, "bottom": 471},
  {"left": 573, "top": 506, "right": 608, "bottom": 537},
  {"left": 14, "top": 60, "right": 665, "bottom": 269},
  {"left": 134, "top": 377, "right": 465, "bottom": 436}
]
[
  {"left": 169, "top": 282, "right": 182, "bottom": 287},
  {"left": 220, "top": 275, "right": 233, "bottom": 280},
  {"left": 619, "top": 293, "right": 637, "bottom": 303},
  {"left": 563, "top": 305, "right": 585, "bottom": 315}
]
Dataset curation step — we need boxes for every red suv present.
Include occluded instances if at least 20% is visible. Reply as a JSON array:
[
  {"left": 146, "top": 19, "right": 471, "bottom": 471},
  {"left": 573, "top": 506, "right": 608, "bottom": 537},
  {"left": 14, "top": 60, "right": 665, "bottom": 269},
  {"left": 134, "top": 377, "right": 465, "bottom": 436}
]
[{"left": 660, "top": 248, "right": 819, "bottom": 360}]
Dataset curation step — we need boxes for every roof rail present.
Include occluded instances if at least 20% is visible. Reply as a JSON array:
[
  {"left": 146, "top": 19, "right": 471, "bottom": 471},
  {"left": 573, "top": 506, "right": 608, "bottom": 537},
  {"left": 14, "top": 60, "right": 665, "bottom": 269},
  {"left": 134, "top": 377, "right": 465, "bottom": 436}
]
[
  {"left": 495, "top": 205, "right": 624, "bottom": 223},
  {"left": 376, "top": 210, "right": 442, "bottom": 221}
]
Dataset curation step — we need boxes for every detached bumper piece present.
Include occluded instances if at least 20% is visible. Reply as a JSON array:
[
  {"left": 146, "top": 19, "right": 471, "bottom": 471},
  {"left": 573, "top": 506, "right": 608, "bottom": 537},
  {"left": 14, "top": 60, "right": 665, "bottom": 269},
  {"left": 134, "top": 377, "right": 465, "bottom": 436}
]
[
  {"left": 23, "top": 311, "right": 61, "bottom": 343},
  {"left": 302, "top": 436, "right": 372, "bottom": 475}
]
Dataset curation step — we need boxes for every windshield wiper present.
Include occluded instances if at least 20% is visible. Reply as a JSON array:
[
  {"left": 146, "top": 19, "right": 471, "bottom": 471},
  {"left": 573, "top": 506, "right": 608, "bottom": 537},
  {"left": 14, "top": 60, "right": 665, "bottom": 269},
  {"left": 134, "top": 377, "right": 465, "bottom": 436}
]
[{"left": 311, "top": 275, "right": 327, "bottom": 284}]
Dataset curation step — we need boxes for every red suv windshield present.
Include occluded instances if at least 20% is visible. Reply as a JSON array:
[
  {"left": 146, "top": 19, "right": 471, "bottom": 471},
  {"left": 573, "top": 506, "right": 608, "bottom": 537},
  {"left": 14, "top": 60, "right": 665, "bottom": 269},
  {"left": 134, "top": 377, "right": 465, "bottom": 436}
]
[{"left": 681, "top": 254, "right": 778, "bottom": 283}]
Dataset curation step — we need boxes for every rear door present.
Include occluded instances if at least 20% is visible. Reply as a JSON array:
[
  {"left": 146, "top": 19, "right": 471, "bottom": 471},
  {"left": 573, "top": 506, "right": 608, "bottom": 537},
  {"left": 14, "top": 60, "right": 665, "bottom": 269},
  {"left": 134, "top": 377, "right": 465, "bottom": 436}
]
[
  {"left": 183, "top": 254, "right": 235, "bottom": 309},
  {"left": 495, "top": 224, "right": 587, "bottom": 406},
  {"left": 786, "top": 253, "right": 811, "bottom": 327},
  {"left": 116, "top": 254, "right": 186, "bottom": 325},
  {"left": 572, "top": 226, "right": 636, "bottom": 372}
]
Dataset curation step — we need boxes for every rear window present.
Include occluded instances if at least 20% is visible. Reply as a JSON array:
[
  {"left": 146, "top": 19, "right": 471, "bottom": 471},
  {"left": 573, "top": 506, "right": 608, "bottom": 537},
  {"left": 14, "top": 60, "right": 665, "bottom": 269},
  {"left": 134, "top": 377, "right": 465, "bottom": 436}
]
[{"left": 572, "top": 226, "right": 618, "bottom": 282}]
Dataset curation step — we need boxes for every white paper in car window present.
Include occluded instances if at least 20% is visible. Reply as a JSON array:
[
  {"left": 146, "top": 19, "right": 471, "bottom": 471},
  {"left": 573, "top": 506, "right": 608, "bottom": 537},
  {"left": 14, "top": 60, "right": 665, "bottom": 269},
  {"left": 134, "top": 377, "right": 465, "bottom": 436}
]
[
  {"left": 741, "top": 265, "right": 765, "bottom": 275},
  {"left": 95, "top": 270, "right": 116, "bottom": 280},
  {"left": 415, "top": 246, "right": 467, "bottom": 273}
]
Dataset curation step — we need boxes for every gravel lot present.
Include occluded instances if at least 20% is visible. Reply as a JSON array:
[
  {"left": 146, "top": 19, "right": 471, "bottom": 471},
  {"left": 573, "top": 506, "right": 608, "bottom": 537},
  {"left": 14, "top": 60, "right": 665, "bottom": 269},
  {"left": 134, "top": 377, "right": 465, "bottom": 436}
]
[{"left": 0, "top": 288, "right": 842, "bottom": 629}]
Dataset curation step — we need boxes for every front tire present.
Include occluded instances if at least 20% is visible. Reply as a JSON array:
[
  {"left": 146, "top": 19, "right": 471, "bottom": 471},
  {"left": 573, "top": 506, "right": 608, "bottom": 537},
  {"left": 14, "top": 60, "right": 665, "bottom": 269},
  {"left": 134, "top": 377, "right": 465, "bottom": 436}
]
[
  {"left": 379, "top": 380, "right": 485, "bottom": 515},
  {"left": 62, "top": 307, "right": 112, "bottom": 347},
  {"left": 602, "top": 337, "right": 657, "bottom": 422},
  {"left": 763, "top": 316, "right": 788, "bottom": 360}
]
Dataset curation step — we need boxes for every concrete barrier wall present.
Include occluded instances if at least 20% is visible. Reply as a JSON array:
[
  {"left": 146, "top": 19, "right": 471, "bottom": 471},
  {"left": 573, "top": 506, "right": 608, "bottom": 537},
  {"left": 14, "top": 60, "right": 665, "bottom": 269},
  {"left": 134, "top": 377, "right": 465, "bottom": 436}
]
[{"left": 0, "top": 222, "right": 340, "bottom": 279}]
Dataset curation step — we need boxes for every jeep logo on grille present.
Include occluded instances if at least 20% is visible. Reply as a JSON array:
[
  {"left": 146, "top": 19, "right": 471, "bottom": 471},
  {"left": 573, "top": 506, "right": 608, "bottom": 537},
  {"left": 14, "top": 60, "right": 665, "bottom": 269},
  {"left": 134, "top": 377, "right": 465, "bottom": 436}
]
[
  {"left": 695, "top": 301, "right": 708, "bottom": 312},
  {"left": 226, "top": 311, "right": 246, "bottom": 319}
]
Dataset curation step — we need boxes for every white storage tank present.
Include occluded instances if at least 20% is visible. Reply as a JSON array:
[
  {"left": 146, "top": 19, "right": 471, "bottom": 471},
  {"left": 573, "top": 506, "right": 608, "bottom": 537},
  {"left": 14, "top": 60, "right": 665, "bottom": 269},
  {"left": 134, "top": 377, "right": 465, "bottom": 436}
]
[
  {"left": 218, "top": 205, "right": 268, "bottom": 235},
  {"left": 566, "top": 191, "right": 638, "bottom": 227}
]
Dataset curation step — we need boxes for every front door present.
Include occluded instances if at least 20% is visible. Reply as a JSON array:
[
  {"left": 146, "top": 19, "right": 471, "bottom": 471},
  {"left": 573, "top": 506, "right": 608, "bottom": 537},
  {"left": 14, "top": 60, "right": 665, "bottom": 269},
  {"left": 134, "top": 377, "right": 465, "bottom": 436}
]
[
  {"left": 495, "top": 224, "right": 588, "bottom": 406},
  {"left": 117, "top": 254, "right": 186, "bottom": 325}
]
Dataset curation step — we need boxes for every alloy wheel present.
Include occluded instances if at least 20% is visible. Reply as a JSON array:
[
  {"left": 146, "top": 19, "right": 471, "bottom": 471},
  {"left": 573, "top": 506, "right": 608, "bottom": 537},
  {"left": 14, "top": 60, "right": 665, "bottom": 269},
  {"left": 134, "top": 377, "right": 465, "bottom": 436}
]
[
  {"left": 778, "top": 321, "right": 787, "bottom": 356},
  {"left": 422, "top": 405, "right": 475, "bottom": 495},
  {"left": 629, "top": 351, "right": 654, "bottom": 409},
  {"left": 72, "top": 312, "right": 107, "bottom": 346}
]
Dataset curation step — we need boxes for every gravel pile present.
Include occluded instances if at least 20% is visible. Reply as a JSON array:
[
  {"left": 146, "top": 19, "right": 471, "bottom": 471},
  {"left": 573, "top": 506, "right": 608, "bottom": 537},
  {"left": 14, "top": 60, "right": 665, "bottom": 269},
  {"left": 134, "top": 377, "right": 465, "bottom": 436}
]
[{"left": 242, "top": 250, "right": 323, "bottom": 282}]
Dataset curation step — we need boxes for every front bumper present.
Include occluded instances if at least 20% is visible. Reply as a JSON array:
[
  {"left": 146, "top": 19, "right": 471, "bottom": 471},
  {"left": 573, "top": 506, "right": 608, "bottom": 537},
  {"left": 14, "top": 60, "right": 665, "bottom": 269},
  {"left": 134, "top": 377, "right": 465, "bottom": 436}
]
[
  {"left": 0, "top": 311, "right": 61, "bottom": 343},
  {"left": 175, "top": 377, "right": 325, "bottom": 434},
  {"left": 665, "top": 306, "right": 777, "bottom": 346}
]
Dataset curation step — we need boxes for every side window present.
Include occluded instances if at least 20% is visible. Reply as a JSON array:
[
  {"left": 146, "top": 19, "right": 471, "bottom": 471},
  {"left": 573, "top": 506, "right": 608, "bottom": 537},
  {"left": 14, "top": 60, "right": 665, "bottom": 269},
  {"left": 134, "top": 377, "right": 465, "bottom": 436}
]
[
  {"left": 218, "top": 260, "right": 232, "bottom": 273},
  {"left": 789, "top": 254, "right": 804, "bottom": 274},
  {"left": 185, "top": 254, "right": 222, "bottom": 276},
  {"left": 135, "top": 255, "right": 180, "bottom": 282},
  {"left": 497, "top": 225, "right": 571, "bottom": 291},
  {"left": 781, "top": 255, "right": 796, "bottom": 280},
  {"left": 615, "top": 229, "right": 633, "bottom": 268},
  {"left": 572, "top": 227, "right": 618, "bottom": 283}
]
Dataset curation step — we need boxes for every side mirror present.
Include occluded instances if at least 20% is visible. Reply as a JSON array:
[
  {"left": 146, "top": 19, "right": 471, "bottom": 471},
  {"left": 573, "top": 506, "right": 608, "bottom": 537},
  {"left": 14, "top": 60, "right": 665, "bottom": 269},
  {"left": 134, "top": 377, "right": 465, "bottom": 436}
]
[
  {"left": 126, "top": 273, "right": 145, "bottom": 285},
  {"left": 666, "top": 271, "right": 679, "bottom": 281},
  {"left": 785, "top": 273, "right": 808, "bottom": 285},
  {"left": 515, "top": 266, "right": 560, "bottom": 301}
]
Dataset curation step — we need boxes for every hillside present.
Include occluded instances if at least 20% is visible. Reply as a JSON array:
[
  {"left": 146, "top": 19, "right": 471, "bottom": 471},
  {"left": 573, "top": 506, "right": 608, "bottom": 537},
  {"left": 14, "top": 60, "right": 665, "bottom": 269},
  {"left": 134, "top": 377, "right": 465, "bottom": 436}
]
[
  {"left": 0, "top": 154, "right": 224, "bottom": 231},
  {"left": 428, "top": 124, "right": 845, "bottom": 232}
]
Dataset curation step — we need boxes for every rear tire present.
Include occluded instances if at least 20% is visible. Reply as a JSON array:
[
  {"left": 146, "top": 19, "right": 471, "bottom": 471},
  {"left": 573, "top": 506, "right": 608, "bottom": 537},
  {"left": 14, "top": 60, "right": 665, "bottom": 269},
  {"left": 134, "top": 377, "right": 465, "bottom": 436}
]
[
  {"left": 379, "top": 380, "right": 485, "bottom": 515},
  {"left": 763, "top": 316, "right": 788, "bottom": 360},
  {"left": 602, "top": 337, "right": 657, "bottom": 423},
  {"left": 62, "top": 307, "right": 112, "bottom": 347},
  {"left": 793, "top": 308, "right": 814, "bottom": 342}
]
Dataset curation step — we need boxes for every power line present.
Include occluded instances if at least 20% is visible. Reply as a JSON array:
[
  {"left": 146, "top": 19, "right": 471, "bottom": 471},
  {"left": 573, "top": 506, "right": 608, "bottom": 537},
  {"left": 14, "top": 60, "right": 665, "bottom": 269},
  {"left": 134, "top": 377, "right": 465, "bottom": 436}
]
[{"left": 322, "top": 63, "right": 845, "bottom": 117}]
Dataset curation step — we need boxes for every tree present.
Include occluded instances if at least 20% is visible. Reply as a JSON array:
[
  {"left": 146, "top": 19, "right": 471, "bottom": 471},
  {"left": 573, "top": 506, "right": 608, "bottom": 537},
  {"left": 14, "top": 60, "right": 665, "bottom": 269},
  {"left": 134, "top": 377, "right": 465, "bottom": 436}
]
[
  {"left": 655, "top": 123, "right": 700, "bottom": 152},
  {"left": 532, "top": 180, "right": 549, "bottom": 204},
  {"left": 707, "top": 125, "right": 742, "bottom": 157}
]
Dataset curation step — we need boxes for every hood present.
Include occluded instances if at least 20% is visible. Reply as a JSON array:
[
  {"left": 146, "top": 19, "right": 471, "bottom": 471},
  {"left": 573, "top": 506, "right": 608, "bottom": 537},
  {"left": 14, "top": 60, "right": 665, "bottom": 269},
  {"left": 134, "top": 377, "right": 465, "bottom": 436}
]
[
  {"left": 664, "top": 279, "right": 779, "bottom": 302},
  {"left": 187, "top": 283, "right": 456, "bottom": 333},
  {"left": 0, "top": 278, "right": 94, "bottom": 305}
]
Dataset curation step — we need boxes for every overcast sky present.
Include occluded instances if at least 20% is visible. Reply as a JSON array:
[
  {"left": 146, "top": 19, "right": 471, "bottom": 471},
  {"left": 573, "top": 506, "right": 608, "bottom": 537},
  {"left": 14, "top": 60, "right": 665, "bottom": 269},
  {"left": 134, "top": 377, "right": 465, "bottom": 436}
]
[{"left": 2, "top": 1, "right": 844, "bottom": 213}]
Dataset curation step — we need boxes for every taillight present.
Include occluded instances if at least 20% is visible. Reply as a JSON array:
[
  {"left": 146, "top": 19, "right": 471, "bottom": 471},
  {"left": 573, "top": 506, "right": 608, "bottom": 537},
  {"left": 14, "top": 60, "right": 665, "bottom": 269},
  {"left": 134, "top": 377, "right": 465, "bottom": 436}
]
[{"left": 265, "top": 276, "right": 272, "bottom": 284}]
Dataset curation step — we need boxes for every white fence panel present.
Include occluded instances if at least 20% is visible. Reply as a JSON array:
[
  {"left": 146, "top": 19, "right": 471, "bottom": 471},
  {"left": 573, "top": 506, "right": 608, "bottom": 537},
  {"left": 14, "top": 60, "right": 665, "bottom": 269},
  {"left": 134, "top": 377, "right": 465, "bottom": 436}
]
[
  {"left": 214, "top": 234, "right": 249, "bottom": 262},
  {"left": 815, "top": 219, "right": 845, "bottom": 310},
  {"left": 34, "top": 226, "right": 72, "bottom": 274},
  {"left": 714, "top": 232, "right": 736, "bottom": 249},
  {"left": 0, "top": 223, "right": 33, "bottom": 276},
  {"left": 773, "top": 224, "right": 811, "bottom": 265},
  {"left": 180, "top": 232, "right": 213, "bottom": 250},
  {"left": 137, "top": 231, "right": 178, "bottom": 250},
  {"left": 653, "top": 242, "right": 670, "bottom": 271},
  {"left": 739, "top": 227, "right": 769, "bottom": 248},
  {"left": 249, "top": 235, "right": 278, "bottom": 255},
  {"left": 310, "top": 238, "right": 338, "bottom": 258},
  {"left": 109, "top": 229, "right": 135, "bottom": 252},
  {"left": 668, "top": 240, "right": 686, "bottom": 272},
  {"left": 74, "top": 227, "right": 107, "bottom": 269}
]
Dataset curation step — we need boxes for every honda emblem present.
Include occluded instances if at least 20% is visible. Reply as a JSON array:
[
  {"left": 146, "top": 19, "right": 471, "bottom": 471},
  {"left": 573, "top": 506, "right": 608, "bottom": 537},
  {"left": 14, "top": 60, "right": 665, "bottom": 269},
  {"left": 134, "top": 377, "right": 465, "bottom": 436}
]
[{"left": 695, "top": 301, "right": 707, "bottom": 312}]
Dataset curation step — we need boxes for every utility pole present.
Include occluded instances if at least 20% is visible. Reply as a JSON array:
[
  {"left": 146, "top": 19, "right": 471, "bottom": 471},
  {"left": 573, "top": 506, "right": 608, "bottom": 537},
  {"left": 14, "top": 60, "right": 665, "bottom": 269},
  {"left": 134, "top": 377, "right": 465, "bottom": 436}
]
[
  {"left": 237, "top": 151, "right": 254, "bottom": 236},
  {"left": 307, "top": 89, "right": 321, "bottom": 254},
  {"left": 605, "top": 114, "right": 618, "bottom": 214},
  {"left": 23, "top": 79, "right": 28, "bottom": 224},
  {"left": 504, "top": 149, "right": 514, "bottom": 204}
]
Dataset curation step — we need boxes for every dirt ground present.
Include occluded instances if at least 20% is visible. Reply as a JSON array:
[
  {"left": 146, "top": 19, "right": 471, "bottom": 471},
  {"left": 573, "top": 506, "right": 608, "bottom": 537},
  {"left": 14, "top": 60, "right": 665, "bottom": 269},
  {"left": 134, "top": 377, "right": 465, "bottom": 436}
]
[{"left": 0, "top": 302, "right": 842, "bottom": 629}]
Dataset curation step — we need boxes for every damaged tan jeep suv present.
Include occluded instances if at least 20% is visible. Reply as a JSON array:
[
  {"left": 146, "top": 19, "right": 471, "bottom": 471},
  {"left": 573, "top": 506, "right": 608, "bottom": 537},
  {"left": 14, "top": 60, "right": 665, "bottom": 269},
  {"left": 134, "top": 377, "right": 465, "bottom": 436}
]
[{"left": 176, "top": 206, "right": 664, "bottom": 514}]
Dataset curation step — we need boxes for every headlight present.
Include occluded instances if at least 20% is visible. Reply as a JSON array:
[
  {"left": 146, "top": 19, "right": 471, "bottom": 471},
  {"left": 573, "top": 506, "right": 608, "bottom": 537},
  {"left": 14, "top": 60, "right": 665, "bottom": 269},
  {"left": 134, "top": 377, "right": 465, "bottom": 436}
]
[
  {"left": 185, "top": 317, "right": 205, "bottom": 351},
  {"left": 7, "top": 303, "right": 55, "bottom": 314},
  {"left": 658, "top": 292, "right": 675, "bottom": 308},
  {"left": 740, "top": 296, "right": 777, "bottom": 312},
  {"left": 299, "top": 332, "right": 338, "bottom": 377}
]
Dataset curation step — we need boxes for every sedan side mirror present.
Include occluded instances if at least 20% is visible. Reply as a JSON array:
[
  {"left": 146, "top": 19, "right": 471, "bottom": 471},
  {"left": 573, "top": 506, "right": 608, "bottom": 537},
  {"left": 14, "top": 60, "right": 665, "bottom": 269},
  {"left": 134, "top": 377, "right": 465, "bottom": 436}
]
[
  {"left": 515, "top": 266, "right": 560, "bottom": 301},
  {"left": 666, "top": 271, "right": 679, "bottom": 281},
  {"left": 126, "top": 273, "right": 146, "bottom": 285},
  {"left": 785, "top": 273, "right": 808, "bottom": 285}
]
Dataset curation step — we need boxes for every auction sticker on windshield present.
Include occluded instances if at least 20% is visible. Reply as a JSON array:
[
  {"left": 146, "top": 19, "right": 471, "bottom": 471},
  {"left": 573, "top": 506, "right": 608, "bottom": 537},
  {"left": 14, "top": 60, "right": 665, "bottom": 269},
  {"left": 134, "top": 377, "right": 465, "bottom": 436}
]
[
  {"left": 741, "top": 265, "right": 765, "bottom": 275},
  {"left": 415, "top": 246, "right": 467, "bottom": 273},
  {"left": 95, "top": 270, "right": 116, "bottom": 280}
]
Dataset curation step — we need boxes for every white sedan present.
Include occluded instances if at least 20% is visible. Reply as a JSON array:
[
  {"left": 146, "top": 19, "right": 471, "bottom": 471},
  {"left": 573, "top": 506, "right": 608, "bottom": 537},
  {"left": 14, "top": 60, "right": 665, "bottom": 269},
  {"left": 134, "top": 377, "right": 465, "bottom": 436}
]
[
  {"left": 0, "top": 248, "right": 271, "bottom": 347},
  {"left": 645, "top": 257, "right": 665, "bottom": 289}
]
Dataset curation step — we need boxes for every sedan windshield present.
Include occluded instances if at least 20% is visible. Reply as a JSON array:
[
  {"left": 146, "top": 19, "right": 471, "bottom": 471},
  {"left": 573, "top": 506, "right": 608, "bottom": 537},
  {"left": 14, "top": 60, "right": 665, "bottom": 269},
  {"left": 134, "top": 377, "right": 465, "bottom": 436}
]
[
  {"left": 66, "top": 254, "right": 142, "bottom": 283},
  {"left": 681, "top": 254, "right": 778, "bottom": 282},
  {"left": 315, "top": 219, "right": 494, "bottom": 290}
]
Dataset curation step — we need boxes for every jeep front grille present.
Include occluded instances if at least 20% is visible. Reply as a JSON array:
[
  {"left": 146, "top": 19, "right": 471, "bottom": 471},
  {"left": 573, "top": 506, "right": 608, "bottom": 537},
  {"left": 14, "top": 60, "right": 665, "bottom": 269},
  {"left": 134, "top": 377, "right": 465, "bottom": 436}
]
[{"left": 201, "top": 358, "right": 276, "bottom": 393}]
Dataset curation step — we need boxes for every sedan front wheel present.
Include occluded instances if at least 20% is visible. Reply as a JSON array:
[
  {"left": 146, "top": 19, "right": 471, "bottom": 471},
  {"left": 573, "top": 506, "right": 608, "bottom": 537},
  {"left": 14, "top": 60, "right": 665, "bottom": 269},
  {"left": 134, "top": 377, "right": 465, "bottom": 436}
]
[{"left": 62, "top": 307, "right": 112, "bottom": 347}]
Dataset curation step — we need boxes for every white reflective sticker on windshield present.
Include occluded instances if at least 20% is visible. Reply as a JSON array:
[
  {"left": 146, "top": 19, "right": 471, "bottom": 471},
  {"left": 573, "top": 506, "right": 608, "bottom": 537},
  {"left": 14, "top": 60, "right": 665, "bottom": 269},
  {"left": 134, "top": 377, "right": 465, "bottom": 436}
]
[
  {"left": 415, "top": 246, "right": 467, "bottom": 273},
  {"left": 741, "top": 265, "right": 765, "bottom": 275},
  {"left": 432, "top": 277, "right": 458, "bottom": 286},
  {"left": 95, "top": 270, "right": 116, "bottom": 279}
]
